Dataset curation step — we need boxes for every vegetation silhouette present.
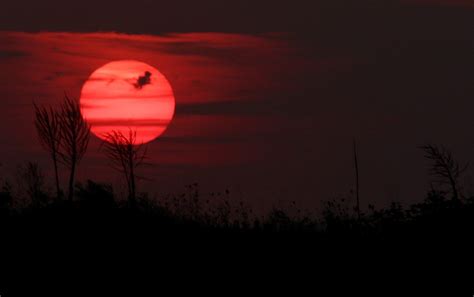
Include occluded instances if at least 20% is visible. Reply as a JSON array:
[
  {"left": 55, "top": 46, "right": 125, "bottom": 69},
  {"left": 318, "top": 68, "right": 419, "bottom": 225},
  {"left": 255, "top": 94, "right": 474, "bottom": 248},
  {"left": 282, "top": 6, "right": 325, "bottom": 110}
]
[
  {"left": 1, "top": 98, "right": 472, "bottom": 246},
  {"left": 102, "top": 129, "right": 148, "bottom": 206},
  {"left": 2, "top": 123, "right": 474, "bottom": 293},
  {"left": 34, "top": 95, "right": 90, "bottom": 202},
  {"left": 2, "top": 167, "right": 474, "bottom": 239},
  {"left": 420, "top": 144, "right": 468, "bottom": 201},
  {"left": 34, "top": 102, "right": 62, "bottom": 199},
  {"left": 16, "top": 161, "right": 48, "bottom": 208},
  {"left": 58, "top": 95, "right": 91, "bottom": 201}
]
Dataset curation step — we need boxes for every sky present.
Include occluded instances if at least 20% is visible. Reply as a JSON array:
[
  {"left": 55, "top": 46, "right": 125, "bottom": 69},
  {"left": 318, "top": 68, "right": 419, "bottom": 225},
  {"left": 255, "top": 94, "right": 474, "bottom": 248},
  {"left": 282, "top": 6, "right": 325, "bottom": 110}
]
[{"left": 0, "top": 0, "right": 473, "bottom": 212}]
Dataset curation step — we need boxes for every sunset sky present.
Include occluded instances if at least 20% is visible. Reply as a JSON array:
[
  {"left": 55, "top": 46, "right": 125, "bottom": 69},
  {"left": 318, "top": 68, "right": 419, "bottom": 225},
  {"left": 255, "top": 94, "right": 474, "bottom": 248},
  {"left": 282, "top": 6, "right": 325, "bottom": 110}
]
[{"left": 0, "top": 0, "right": 473, "bottom": 211}]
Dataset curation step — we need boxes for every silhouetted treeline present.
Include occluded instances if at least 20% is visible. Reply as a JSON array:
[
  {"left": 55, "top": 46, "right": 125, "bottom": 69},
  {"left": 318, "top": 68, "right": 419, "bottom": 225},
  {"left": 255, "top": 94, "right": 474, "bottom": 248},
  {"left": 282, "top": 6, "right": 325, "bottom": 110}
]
[
  {"left": 2, "top": 177, "right": 474, "bottom": 240},
  {"left": 21, "top": 95, "right": 474, "bottom": 238},
  {"left": 2, "top": 163, "right": 473, "bottom": 296}
]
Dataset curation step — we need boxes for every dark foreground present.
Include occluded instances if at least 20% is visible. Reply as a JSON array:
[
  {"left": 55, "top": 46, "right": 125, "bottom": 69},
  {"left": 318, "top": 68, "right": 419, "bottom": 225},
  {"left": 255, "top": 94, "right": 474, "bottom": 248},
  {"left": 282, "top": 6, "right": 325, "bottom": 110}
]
[{"left": 1, "top": 182, "right": 474, "bottom": 295}]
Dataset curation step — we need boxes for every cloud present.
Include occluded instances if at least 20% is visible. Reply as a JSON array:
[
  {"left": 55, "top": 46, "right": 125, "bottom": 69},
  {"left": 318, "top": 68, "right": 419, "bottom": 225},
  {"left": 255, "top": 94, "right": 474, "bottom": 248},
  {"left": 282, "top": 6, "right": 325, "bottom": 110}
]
[
  {"left": 402, "top": 0, "right": 474, "bottom": 7},
  {"left": 0, "top": 0, "right": 472, "bottom": 36},
  {"left": 0, "top": 50, "right": 28, "bottom": 59},
  {"left": 177, "top": 99, "right": 266, "bottom": 116},
  {"left": 176, "top": 91, "right": 326, "bottom": 117},
  {"left": 85, "top": 118, "right": 171, "bottom": 127},
  {"left": 158, "top": 135, "right": 252, "bottom": 144}
]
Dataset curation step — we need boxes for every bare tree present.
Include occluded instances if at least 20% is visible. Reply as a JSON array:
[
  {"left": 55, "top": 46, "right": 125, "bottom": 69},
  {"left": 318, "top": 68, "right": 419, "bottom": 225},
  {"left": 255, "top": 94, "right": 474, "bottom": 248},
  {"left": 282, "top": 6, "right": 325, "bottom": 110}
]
[
  {"left": 58, "top": 95, "right": 91, "bottom": 202},
  {"left": 34, "top": 103, "right": 62, "bottom": 199},
  {"left": 17, "top": 162, "right": 47, "bottom": 207},
  {"left": 102, "top": 130, "right": 148, "bottom": 205},
  {"left": 420, "top": 144, "right": 468, "bottom": 200}
]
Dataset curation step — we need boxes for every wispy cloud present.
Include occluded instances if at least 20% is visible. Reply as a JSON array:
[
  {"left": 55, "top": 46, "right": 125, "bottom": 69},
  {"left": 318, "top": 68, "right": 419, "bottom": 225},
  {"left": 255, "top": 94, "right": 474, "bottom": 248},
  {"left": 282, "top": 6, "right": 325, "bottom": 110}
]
[{"left": 0, "top": 50, "right": 28, "bottom": 59}]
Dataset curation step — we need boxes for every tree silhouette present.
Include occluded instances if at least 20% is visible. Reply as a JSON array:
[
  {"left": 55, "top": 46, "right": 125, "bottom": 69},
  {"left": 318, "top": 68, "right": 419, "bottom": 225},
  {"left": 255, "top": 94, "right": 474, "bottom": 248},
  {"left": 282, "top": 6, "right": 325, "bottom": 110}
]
[
  {"left": 102, "top": 130, "right": 148, "bottom": 206},
  {"left": 17, "top": 161, "right": 47, "bottom": 207},
  {"left": 353, "top": 139, "right": 361, "bottom": 221},
  {"left": 58, "top": 95, "right": 91, "bottom": 202},
  {"left": 420, "top": 144, "right": 468, "bottom": 200},
  {"left": 34, "top": 103, "right": 62, "bottom": 199}
]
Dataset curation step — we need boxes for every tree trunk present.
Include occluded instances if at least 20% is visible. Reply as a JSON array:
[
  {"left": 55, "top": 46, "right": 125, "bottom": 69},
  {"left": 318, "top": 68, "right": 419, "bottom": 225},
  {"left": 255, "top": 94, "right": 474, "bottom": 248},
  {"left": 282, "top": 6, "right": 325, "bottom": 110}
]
[
  {"left": 449, "top": 175, "right": 458, "bottom": 200},
  {"left": 52, "top": 153, "right": 61, "bottom": 199},
  {"left": 353, "top": 139, "right": 361, "bottom": 221},
  {"left": 128, "top": 145, "right": 136, "bottom": 206}
]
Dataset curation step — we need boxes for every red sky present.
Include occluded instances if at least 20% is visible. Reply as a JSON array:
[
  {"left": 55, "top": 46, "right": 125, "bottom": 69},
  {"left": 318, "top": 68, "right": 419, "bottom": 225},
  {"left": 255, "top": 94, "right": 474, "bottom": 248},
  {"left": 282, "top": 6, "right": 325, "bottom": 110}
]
[
  {"left": 0, "top": 0, "right": 473, "bottom": 211},
  {"left": 0, "top": 32, "right": 333, "bottom": 210}
]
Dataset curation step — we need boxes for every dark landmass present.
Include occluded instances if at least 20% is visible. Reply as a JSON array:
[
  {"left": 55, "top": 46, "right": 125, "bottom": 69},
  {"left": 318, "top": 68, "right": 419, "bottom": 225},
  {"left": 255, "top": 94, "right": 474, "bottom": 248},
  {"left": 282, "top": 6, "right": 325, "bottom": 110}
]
[
  {"left": 1, "top": 181, "right": 473, "bottom": 295},
  {"left": 2, "top": 141, "right": 474, "bottom": 295}
]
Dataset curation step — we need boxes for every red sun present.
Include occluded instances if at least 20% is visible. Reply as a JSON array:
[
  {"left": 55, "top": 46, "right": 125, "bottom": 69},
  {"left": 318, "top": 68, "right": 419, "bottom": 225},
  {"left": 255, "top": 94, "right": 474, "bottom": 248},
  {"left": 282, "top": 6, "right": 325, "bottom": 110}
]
[{"left": 80, "top": 60, "right": 175, "bottom": 143}]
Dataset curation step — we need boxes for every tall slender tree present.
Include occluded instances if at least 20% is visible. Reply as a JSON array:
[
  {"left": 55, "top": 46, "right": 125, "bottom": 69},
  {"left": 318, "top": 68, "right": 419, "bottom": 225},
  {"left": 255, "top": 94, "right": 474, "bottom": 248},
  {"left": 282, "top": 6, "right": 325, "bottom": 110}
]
[
  {"left": 34, "top": 103, "right": 62, "bottom": 199},
  {"left": 102, "top": 130, "right": 148, "bottom": 206},
  {"left": 58, "top": 95, "right": 91, "bottom": 202},
  {"left": 353, "top": 139, "right": 361, "bottom": 221}
]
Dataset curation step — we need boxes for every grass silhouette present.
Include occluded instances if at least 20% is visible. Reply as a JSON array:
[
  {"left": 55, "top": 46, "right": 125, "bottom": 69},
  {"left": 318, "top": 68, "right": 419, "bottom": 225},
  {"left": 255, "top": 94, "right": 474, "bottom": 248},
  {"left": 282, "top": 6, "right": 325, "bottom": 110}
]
[
  {"left": 0, "top": 100, "right": 472, "bottom": 296},
  {"left": 1, "top": 176, "right": 473, "bottom": 295},
  {"left": 24, "top": 98, "right": 474, "bottom": 238},
  {"left": 2, "top": 177, "right": 474, "bottom": 239}
]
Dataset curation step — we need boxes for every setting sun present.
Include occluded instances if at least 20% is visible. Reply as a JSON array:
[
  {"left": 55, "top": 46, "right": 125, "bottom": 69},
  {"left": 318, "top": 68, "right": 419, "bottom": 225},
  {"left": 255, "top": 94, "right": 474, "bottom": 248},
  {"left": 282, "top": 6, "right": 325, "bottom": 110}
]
[{"left": 80, "top": 60, "right": 175, "bottom": 143}]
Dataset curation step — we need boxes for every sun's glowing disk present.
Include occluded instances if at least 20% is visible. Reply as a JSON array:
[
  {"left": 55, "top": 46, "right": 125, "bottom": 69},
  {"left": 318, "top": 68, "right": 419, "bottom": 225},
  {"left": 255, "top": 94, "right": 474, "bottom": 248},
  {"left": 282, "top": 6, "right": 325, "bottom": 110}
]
[{"left": 80, "top": 60, "right": 175, "bottom": 143}]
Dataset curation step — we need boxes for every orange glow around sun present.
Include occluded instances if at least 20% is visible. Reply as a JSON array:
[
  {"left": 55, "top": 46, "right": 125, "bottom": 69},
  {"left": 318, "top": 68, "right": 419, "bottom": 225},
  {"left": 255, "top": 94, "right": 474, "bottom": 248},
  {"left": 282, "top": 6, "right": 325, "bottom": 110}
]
[{"left": 80, "top": 60, "right": 175, "bottom": 143}]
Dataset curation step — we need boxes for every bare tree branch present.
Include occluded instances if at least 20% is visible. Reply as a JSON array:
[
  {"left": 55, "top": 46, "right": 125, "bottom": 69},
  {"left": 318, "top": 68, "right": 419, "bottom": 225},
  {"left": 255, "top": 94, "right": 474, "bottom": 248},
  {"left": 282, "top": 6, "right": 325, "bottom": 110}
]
[
  {"left": 101, "top": 129, "right": 148, "bottom": 205},
  {"left": 420, "top": 144, "right": 468, "bottom": 200},
  {"left": 58, "top": 94, "right": 91, "bottom": 201},
  {"left": 34, "top": 102, "right": 62, "bottom": 199}
]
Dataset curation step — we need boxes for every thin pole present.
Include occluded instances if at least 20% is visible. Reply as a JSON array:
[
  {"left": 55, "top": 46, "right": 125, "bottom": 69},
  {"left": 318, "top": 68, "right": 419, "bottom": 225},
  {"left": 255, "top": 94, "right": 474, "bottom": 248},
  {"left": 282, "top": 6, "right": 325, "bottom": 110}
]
[{"left": 353, "top": 139, "right": 360, "bottom": 221}]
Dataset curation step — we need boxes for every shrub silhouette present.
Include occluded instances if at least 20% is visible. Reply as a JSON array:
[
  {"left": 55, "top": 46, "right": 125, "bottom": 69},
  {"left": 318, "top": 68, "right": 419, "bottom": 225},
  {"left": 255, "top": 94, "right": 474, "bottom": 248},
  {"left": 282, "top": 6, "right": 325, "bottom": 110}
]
[
  {"left": 76, "top": 180, "right": 115, "bottom": 210},
  {"left": 1, "top": 177, "right": 474, "bottom": 241},
  {"left": 16, "top": 161, "right": 48, "bottom": 207}
]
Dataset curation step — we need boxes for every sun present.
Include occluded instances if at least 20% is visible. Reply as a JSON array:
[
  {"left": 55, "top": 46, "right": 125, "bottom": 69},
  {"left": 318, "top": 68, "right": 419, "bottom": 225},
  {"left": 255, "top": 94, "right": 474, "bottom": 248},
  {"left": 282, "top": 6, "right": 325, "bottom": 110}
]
[{"left": 80, "top": 60, "right": 175, "bottom": 143}]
